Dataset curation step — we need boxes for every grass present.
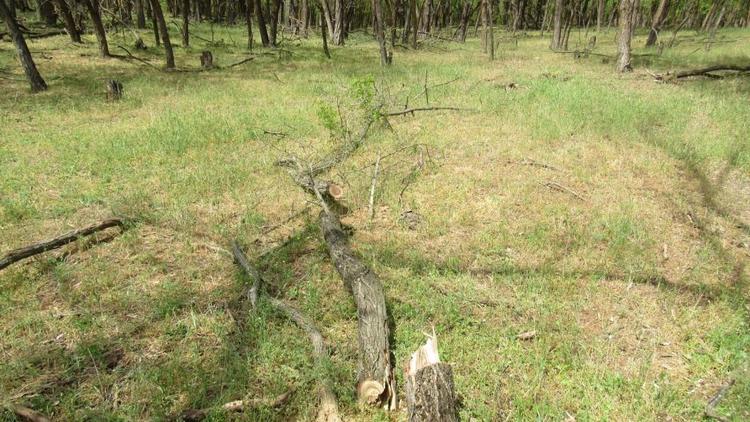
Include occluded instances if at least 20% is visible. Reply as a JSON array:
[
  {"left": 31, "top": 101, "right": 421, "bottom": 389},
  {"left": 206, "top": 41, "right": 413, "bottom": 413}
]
[{"left": 1, "top": 20, "right": 750, "bottom": 420}]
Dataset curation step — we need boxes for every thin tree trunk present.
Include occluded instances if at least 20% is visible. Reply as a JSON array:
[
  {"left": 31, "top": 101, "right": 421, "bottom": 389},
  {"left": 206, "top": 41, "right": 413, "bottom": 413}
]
[
  {"left": 300, "top": 0, "right": 308, "bottom": 36},
  {"left": 409, "top": 0, "right": 417, "bottom": 47},
  {"left": 255, "top": 0, "right": 270, "bottom": 46},
  {"left": 550, "top": 0, "right": 564, "bottom": 49},
  {"left": 645, "top": 0, "right": 668, "bottom": 46},
  {"left": 332, "top": 0, "right": 344, "bottom": 44},
  {"left": 486, "top": 0, "right": 494, "bottom": 59},
  {"left": 373, "top": 0, "right": 390, "bottom": 65},
  {"left": 181, "top": 0, "right": 189, "bottom": 46},
  {"left": 0, "top": 0, "right": 47, "bottom": 92},
  {"left": 83, "top": 0, "right": 110, "bottom": 57},
  {"left": 53, "top": 0, "right": 81, "bottom": 42},
  {"left": 319, "top": 0, "right": 335, "bottom": 40},
  {"left": 136, "top": 0, "right": 146, "bottom": 28},
  {"left": 596, "top": 0, "right": 604, "bottom": 30},
  {"left": 149, "top": 0, "right": 175, "bottom": 68},
  {"left": 456, "top": 0, "right": 471, "bottom": 41},
  {"left": 616, "top": 0, "right": 637, "bottom": 71},
  {"left": 148, "top": 0, "right": 161, "bottom": 46},
  {"left": 246, "top": 0, "right": 254, "bottom": 49}
]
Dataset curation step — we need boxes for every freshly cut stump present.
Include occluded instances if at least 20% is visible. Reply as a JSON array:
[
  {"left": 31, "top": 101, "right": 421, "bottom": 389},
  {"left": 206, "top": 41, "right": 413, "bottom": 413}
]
[{"left": 405, "top": 334, "right": 458, "bottom": 422}]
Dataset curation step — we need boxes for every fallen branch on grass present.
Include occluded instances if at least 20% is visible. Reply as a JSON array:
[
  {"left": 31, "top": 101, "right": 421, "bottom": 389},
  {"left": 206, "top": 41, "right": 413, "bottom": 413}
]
[
  {"left": 225, "top": 56, "right": 255, "bottom": 68},
  {"left": 230, "top": 244, "right": 342, "bottom": 422},
  {"left": 543, "top": 181, "right": 585, "bottom": 201},
  {"left": 386, "top": 106, "right": 474, "bottom": 117},
  {"left": 319, "top": 210, "right": 397, "bottom": 408},
  {"left": 705, "top": 378, "right": 735, "bottom": 422},
  {"left": 116, "top": 46, "right": 161, "bottom": 70},
  {"left": 0, "top": 218, "right": 126, "bottom": 271},
  {"left": 179, "top": 389, "right": 294, "bottom": 421},
  {"left": 654, "top": 64, "right": 750, "bottom": 81}
]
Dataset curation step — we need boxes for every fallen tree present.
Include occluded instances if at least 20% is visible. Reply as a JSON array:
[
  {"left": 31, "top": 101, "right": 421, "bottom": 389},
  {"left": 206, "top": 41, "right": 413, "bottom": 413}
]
[
  {"left": 229, "top": 244, "right": 343, "bottom": 422},
  {"left": 0, "top": 218, "right": 126, "bottom": 271},
  {"left": 654, "top": 64, "right": 750, "bottom": 81}
]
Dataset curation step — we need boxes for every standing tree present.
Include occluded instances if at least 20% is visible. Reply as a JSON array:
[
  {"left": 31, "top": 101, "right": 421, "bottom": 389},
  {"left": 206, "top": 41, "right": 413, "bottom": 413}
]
[
  {"left": 149, "top": 0, "right": 175, "bottom": 68},
  {"left": 255, "top": 0, "right": 270, "bottom": 47},
  {"left": 596, "top": 0, "right": 605, "bottom": 31},
  {"left": 53, "top": 0, "right": 82, "bottom": 42},
  {"left": 372, "top": 0, "right": 390, "bottom": 65},
  {"left": 616, "top": 0, "right": 639, "bottom": 71},
  {"left": 646, "top": 0, "right": 669, "bottom": 46},
  {"left": 0, "top": 0, "right": 48, "bottom": 92},
  {"left": 245, "top": 0, "right": 254, "bottom": 49},
  {"left": 550, "top": 0, "right": 565, "bottom": 49},
  {"left": 181, "top": 0, "right": 189, "bottom": 47},
  {"left": 82, "top": 0, "right": 110, "bottom": 57}
]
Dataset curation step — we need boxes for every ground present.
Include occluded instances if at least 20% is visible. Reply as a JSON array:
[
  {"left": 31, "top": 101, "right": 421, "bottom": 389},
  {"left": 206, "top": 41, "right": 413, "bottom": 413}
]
[{"left": 1, "top": 22, "right": 749, "bottom": 421}]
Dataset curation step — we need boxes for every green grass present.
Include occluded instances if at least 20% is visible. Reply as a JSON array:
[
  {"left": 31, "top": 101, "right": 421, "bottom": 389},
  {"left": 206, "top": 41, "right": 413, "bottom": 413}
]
[{"left": 2, "top": 20, "right": 750, "bottom": 421}]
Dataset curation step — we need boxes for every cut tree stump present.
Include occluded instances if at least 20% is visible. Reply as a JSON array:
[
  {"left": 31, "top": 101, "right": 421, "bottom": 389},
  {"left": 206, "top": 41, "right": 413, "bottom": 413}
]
[
  {"left": 200, "top": 51, "right": 214, "bottom": 69},
  {"left": 319, "top": 211, "right": 396, "bottom": 408},
  {"left": 106, "top": 80, "right": 123, "bottom": 101},
  {"left": 405, "top": 333, "right": 459, "bottom": 422}
]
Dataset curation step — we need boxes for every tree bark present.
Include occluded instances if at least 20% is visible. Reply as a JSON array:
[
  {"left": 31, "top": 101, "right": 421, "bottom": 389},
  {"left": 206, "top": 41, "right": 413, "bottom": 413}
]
[
  {"left": 0, "top": 0, "right": 47, "bottom": 92},
  {"left": 182, "top": 0, "right": 190, "bottom": 46},
  {"left": 596, "top": 0, "right": 604, "bottom": 31},
  {"left": 455, "top": 0, "right": 471, "bottom": 42},
  {"left": 405, "top": 335, "right": 458, "bottom": 422},
  {"left": 616, "top": 0, "right": 637, "bottom": 72},
  {"left": 332, "top": 0, "right": 344, "bottom": 44},
  {"left": 53, "top": 0, "right": 81, "bottom": 42},
  {"left": 149, "top": 0, "right": 176, "bottom": 68},
  {"left": 319, "top": 211, "right": 396, "bottom": 408},
  {"left": 319, "top": 0, "right": 335, "bottom": 44},
  {"left": 645, "top": 0, "right": 668, "bottom": 46},
  {"left": 82, "top": 0, "right": 110, "bottom": 57},
  {"left": 245, "top": 0, "right": 254, "bottom": 49},
  {"left": 255, "top": 0, "right": 270, "bottom": 46},
  {"left": 372, "top": 0, "right": 390, "bottom": 65},
  {"left": 36, "top": 0, "right": 58, "bottom": 25},
  {"left": 136, "top": 0, "right": 146, "bottom": 28},
  {"left": 409, "top": 0, "right": 417, "bottom": 47},
  {"left": 485, "top": 0, "right": 494, "bottom": 59},
  {"left": 550, "top": 0, "right": 564, "bottom": 49}
]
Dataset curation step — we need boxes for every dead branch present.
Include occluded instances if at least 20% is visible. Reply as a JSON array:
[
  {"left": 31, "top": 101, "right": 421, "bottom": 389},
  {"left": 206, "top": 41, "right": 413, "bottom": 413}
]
[
  {"left": 386, "top": 106, "right": 474, "bottom": 117},
  {"left": 116, "top": 46, "right": 161, "bottom": 70},
  {"left": 515, "top": 158, "right": 559, "bottom": 171},
  {"left": 7, "top": 404, "right": 50, "bottom": 422},
  {"left": 179, "top": 390, "right": 294, "bottom": 421},
  {"left": 705, "top": 378, "right": 735, "bottom": 422},
  {"left": 367, "top": 154, "right": 382, "bottom": 222},
  {"left": 0, "top": 218, "right": 126, "bottom": 271},
  {"left": 655, "top": 64, "right": 750, "bottom": 81},
  {"left": 405, "top": 332, "right": 458, "bottom": 422},
  {"left": 543, "top": 181, "right": 585, "bottom": 201},
  {"left": 225, "top": 56, "right": 256, "bottom": 68},
  {"left": 230, "top": 245, "right": 342, "bottom": 422},
  {"left": 319, "top": 211, "right": 396, "bottom": 408}
]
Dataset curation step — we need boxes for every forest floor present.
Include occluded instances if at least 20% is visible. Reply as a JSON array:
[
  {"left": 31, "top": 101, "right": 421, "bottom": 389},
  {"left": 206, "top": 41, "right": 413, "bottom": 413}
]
[{"left": 1, "top": 22, "right": 750, "bottom": 421}]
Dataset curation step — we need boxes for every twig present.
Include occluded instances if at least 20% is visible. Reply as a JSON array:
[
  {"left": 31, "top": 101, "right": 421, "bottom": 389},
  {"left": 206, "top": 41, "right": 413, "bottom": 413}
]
[
  {"left": 231, "top": 241, "right": 262, "bottom": 308},
  {"left": 516, "top": 158, "right": 559, "bottom": 171},
  {"left": 0, "top": 218, "right": 126, "bottom": 271},
  {"left": 116, "top": 45, "right": 161, "bottom": 70},
  {"left": 368, "top": 154, "right": 382, "bottom": 222},
  {"left": 225, "top": 56, "right": 255, "bottom": 68},
  {"left": 386, "top": 106, "right": 474, "bottom": 116},
  {"left": 180, "top": 390, "right": 294, "bottom": 421},
  {"left": 543, "top": 181, "right": 585, "bottom": 201},
  {"left": 705, "top": 378, "right": 735, "bottom": 422}
]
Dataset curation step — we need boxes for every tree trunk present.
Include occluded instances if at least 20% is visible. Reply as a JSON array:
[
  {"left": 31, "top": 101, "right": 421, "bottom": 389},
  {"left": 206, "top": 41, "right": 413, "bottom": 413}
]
[
  {"left": 550, "top": 0, "right": 564, "bottom": 49},
  {"left": 456, "top": 0, "right": 471, "bottom": 41},
  {"left": 372, "top": 0, "right": 390, "bottom": 65},
  {"left": 245, "top": 0, "right": 254, "bottom": 48},
  {"left": 409, "top": 0, "right": 417, "bottom": 47},
  {"left": 596, "top": 0, "right": 604, "bottom": 31},
  {"left": 182, "top": 0, "right": 190, "bottom": 46},
  {"left": 255, "top": 0, "right": 270, "bottom": 46},
  {"left": 616, "top": 0, "right": 637, "bottom": 71},
  {"left": 36, "top": 0, "right": 58, "bottom": 25},
  {"left": 148, "top": 0, "right": 161, "bottom": 46},
  {"left": 319, "top": 0, "right": 335, "bottom": 41},
  {"left": 53, "top": 0, "right": 81, "bottom": 42},
  {"left": 484, "top": 0, "right": 494, "bottom": 58},
  {"left": 332, "top": 0, "right": 344, "bottom": 44},
  {"left": 319, "top": 211, "right": 395, "bottom": 408},
  {"left": 135, "top": 0, "right": 146, "bottom": 28},
  {"left": 0, "top": 0, "right": 47, "bottom": 92},
  {"left": 272, "top": 0, "right": 283, "bottom": 45},
  {"left": 645, "top": 0, "right": 668, "bottom": 46},
  {"left": 300, "top": 0, "right": 308, "bottom": 36},
  {"left": 149, "top": 0, "right": 176, "bottom": 68},
  {"left": 405, "top": 335, "right": 459, "bottom": 422},
  {"left": 83, "top": 0, "right": 110, "bottom": 57}
]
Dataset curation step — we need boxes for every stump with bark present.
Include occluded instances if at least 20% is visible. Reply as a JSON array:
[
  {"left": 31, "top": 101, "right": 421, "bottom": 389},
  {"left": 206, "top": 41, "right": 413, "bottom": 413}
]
[
  {"left": 200, "top": 51, "right": 214, "bottom": 69},
  {"left": 404, "top": 334, "right": 459, "bottom": 422},
  {"left": 106, "top": 80, "right": 123, "bottom": 101}
]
